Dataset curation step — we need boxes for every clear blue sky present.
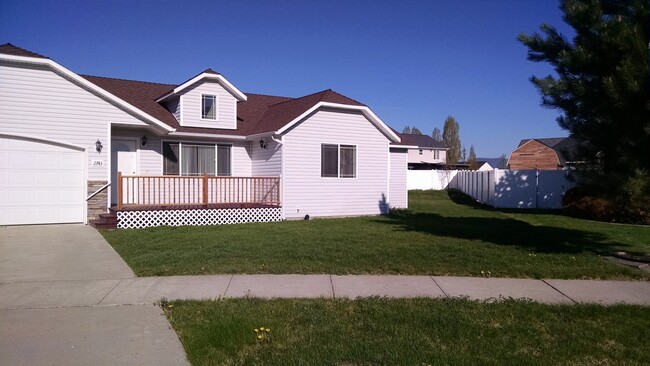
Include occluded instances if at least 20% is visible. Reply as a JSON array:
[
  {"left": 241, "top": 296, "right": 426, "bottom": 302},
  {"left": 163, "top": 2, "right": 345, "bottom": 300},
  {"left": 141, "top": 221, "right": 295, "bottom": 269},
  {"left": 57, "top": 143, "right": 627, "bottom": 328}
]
[{"left": 1, "top": 0, "right": 574, "bottom": 157}]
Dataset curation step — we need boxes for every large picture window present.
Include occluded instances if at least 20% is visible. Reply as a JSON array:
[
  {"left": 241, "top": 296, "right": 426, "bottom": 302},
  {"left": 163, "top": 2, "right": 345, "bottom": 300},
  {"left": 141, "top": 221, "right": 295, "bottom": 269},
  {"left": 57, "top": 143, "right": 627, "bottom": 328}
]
[
  {"left": 321, "top": 144, "right": 356, "bottom": 178},
  {"left": 163, "top": 142, "right": 231, "bottom": 176},
  {"left": 201, "top": 94, "right": 217, "bottom": 120}
]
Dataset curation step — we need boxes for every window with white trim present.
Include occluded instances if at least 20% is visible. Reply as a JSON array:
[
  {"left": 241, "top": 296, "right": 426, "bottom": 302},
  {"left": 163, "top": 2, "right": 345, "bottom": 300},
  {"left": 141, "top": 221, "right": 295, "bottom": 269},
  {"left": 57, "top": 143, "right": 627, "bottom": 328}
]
[
  {"left": 201, "top": 94, "right": 217, "bottom": 120},
  {"left": 163, "top": 142, "right": 231, "bottom": 176},
  {"left": 321, "top": 144, "right": 356, "bottom": 178},
  {"left": 434, "top": 150, "right": 440, "bottom": 159}
]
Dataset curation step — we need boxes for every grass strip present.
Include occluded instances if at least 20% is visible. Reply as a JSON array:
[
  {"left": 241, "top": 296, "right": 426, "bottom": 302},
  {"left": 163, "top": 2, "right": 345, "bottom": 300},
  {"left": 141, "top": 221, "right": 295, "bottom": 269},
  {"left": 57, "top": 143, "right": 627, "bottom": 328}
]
[{"left": 164, "top": 297, "right": 650, "bottom": 366}]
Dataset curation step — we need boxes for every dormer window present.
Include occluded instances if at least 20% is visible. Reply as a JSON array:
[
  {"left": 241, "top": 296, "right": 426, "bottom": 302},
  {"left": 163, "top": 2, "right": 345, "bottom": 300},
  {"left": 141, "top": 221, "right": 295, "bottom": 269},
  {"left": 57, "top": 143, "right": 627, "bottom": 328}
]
[{"left": 201, "top": 94, "right": 217, "bottom": 120}]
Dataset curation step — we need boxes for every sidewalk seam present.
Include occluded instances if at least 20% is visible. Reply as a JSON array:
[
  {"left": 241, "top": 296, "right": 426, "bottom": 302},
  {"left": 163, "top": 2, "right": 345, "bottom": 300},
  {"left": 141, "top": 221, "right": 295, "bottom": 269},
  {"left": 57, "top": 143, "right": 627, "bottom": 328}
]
[
  {"left": 98, "top": 279, "right": 124, "bottom": 305},
  {"left": 430, "top": 276, "right": 449, "bottom": 298},
  {"left": 541, "top": 279, "right": 577, "bottom": 304},
  {"left": 222, "top": 275, "right": 234, "bottom": 298},
  {"left": 329, "top": 275, "right": 336, "bottom": 298}
]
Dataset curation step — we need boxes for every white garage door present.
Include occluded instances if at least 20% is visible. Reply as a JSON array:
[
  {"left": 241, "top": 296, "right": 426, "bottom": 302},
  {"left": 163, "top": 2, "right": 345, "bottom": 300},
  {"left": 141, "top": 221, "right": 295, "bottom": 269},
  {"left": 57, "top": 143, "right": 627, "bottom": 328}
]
[{"left": 0, "top": 136, "right": 85, "bottom": 225}]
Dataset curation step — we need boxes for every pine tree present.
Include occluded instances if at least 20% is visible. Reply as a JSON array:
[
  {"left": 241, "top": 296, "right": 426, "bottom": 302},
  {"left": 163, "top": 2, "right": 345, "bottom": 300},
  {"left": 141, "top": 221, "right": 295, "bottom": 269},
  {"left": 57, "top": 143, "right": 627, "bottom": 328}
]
[
  {"left": 432, "top": 127, "right": 442, "bottom": 141},
  {"left": 402, "top": 126, "right": 411, "bottom": 134},
  {"left": 518, "top": 0, "right": 649, "bottom": 191},
  {"left": 411, "top": 127, "right": 422, "bottom": 135},
  {"left": 468, "top": 145, "right": 478, "bottom": 170},
  {"left": 443, "top": 116, "right": 462, "bottom": 165}
]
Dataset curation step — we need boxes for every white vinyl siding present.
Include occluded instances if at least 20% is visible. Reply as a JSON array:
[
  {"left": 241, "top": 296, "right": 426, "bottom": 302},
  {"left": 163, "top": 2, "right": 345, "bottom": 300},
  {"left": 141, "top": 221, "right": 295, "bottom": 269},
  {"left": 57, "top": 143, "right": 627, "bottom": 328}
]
[
  {"left": 165, "top": 98, "right": 181, "bottom": 122},
  {"left": 0, "top": 61, "right": 151, "bottom": 181},
  {"left": 251, "top": 139, "right": 282, "bottom": 177},
  {"left": 180, "top": 81, "right": 237, "bottom": 129},
  {"left": 389, "top": 148, "right": 408, "bottom": 209},
  {"left": 283, "top": 108, "right": 390, "bottom": 218},
  {"left": 232, "top": 142, "right": 252, "bottom": 177},
  {"left": 407, "top": 147, "right": 446, "bottom": 164}
]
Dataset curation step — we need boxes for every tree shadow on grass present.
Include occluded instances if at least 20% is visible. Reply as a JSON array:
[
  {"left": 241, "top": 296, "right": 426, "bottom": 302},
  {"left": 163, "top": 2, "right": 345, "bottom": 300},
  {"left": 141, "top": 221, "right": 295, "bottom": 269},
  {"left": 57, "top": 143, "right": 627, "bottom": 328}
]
[
  {"left": 446, "top": 189, "right": 563, "bottom": 216},
  {"left": 380, "top": 209, "right": 627, "bottom": 255}
]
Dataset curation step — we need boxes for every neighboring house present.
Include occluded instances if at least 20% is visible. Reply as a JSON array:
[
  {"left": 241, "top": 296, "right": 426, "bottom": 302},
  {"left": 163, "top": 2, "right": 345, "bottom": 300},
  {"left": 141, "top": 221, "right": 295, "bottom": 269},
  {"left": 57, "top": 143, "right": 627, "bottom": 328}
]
[
  {"left": 476, "top": 157, "right": 504, "bottom": 171},
  {"left": 396, "top": 133, "right": 447, "bottom": 169},
  {"left": 507, "top": 137, "right": 581, "bottom": 170},
  {"left": 0, "top": 43, "right": 408, "bottom": 228},
  {"left": 476, "top": 161, "right": 494, "bottom": 171}
]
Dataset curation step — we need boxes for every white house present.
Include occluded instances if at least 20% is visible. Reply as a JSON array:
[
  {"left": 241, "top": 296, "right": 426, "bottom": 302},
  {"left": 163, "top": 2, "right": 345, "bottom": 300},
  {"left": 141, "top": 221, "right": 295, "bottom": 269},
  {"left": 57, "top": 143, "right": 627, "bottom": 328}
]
[
  {"left": 396, "top": 133, "right": 447, "bottom": 169},
  {"left": 0, "top": 43, "right": 408, "bottom": 228}
]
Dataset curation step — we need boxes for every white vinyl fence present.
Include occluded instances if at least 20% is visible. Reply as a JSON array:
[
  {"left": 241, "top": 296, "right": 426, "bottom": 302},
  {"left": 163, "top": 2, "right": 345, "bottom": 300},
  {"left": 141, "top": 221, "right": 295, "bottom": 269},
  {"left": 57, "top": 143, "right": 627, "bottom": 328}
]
[
  {"left": 407, "top": 170, "right": 459, "bottom": 190},
  {"left": 408, "top": 169, "right": 575, "bottom": 209}
]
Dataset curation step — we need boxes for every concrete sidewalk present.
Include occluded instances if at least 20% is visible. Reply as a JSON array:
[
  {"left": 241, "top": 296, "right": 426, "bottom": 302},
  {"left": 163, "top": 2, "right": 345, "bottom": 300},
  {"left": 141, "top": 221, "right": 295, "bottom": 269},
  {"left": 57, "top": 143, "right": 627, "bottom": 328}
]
[
  {"left": 2, "top": 274, "right": 649, "bottom": 309},
  {"left": 0, "top": 225, "right": 189, "bottom": 366}
]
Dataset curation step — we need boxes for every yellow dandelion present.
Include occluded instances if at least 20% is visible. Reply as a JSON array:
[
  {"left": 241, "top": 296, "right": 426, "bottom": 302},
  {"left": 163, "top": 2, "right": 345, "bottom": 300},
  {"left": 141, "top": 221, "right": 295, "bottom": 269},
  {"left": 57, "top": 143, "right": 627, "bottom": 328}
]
[
  {"left": 265, "top": 328, "right": 271, "bottom": 333},
  {"left": 481, "top": 271, "right": 485, "bottom": 274},
  {"left": 254, "top": 329, "right": 259, "bottom": 333},
  {"left": 257, "top": 334, "right": 263, "bottom": 339},
  {"left": 260, "top": 327, "right": 265, "bottom": 331}
]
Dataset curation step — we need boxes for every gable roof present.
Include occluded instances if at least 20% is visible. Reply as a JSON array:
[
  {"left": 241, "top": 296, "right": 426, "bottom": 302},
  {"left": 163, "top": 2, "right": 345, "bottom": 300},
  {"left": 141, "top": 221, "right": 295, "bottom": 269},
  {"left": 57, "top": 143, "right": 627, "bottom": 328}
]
[
  {"left": 248, "top": 89, "right": 365, "bottom": 135},
  {"left": 397, "top": 133, "right": 447, "bottom": 149},
  {"left": 517, "top": 137, "right": 582, "bottom": 165},
  {"left": 156, "top": 68, "right": 247, "bottom": 102},
  {"left": 517, "top": 137, "right": 566, "bottom": 149},
  {"left": 1, "top": 43, "right": 399, "bottom": 141}
]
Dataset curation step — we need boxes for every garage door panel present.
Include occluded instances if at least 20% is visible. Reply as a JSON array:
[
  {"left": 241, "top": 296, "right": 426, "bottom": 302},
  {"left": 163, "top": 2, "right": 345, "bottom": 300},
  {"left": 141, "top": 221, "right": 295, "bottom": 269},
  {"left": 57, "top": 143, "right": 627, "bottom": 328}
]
[{"left": 0, "top": 136, "right": 85, "bottom": 225}]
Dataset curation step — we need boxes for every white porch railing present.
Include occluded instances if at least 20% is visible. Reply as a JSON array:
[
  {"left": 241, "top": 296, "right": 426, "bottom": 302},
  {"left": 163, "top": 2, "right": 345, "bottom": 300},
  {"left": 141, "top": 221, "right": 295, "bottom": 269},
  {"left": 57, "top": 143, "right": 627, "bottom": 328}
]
[{"left": 116, "top": 173, "right": 281, "bottom": 209}]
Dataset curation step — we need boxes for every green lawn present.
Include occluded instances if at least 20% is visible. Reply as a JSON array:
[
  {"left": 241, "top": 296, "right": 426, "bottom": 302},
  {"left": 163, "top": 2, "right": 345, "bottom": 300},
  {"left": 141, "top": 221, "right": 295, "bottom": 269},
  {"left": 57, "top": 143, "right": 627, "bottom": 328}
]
[
  {"left": 164, "top": 298, "right": 650, "bottom": 366},
  {"left": 102, "top": 190, "right": 650, "bottom": 279}
]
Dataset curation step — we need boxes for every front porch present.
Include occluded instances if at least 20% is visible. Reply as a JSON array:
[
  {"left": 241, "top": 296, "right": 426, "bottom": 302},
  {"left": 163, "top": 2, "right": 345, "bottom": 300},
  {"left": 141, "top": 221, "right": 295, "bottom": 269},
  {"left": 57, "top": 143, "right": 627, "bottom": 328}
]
[{"left": 96, "top": 175, "right": 282, "bottom": 229}]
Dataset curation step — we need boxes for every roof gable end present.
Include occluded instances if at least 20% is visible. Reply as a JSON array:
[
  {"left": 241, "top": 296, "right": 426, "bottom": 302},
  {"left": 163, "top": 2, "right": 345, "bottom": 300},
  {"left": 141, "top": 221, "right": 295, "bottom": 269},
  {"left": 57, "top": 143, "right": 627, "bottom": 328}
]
[{"left": 156, "top": 70, "right": 247, "bottom": 102}]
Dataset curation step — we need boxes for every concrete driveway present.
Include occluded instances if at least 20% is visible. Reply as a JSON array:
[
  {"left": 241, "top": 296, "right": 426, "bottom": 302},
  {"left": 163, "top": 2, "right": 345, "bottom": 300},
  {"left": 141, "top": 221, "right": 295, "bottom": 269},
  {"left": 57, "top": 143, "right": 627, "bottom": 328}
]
[
  {"left": 0, "top": 224, "right": 189, "bottom": 366},
  {"left": 0, "top": 224, "right": 134, "bottom": 281}
]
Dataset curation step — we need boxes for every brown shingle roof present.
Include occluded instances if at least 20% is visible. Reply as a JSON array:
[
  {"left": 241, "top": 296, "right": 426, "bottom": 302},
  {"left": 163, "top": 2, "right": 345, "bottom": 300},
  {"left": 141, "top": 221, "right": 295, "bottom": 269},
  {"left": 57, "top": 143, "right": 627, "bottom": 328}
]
[
  {"left": 0, "top": 43, "right": 49, "bottom": 59},
  {"left": 397, "top": 133, "right": 446, "bottom": 149},
  {"left": 3, "top": 43, "right": 374, "bottom": 136},
  {"left": 245, "top": 89, "right": 365, "bottom": 135},
  {"left": 81, "top": 75, "right": 366, "bottom": 136}
]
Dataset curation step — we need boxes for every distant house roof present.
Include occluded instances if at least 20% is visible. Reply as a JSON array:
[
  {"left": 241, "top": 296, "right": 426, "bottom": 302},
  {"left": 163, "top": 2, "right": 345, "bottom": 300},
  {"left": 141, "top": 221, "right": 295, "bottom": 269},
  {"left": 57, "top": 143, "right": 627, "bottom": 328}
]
[
  {"left": 517, "top": 136, "right": 583, "bottom": 165},
  {"left": 1, "top": 43, "right": 393, "bottom": 139},
  {"left": 477, "top": 157, "right": 503, "bottom": 168},
  {"left": 397, "top": 133, "right": 447, "bottom": 149}
]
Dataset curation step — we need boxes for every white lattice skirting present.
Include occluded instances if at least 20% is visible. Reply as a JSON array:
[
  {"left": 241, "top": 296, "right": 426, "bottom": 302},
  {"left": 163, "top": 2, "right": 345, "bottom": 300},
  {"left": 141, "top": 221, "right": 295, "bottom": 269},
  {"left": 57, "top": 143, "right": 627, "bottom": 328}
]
[{"left": 117, "top": 207, "right": 283, "bottom": 229}]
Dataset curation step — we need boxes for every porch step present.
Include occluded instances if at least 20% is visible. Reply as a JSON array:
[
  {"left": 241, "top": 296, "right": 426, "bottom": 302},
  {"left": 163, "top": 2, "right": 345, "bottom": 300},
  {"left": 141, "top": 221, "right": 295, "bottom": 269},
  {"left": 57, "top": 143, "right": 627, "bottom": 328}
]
[{"left": 89, "top": 211, "right": 118, "bottom": 229}]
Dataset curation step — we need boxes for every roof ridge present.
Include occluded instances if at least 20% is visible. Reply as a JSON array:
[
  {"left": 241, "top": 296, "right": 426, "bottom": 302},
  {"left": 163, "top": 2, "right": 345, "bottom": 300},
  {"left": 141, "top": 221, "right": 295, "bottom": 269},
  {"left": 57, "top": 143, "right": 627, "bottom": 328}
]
[
  {"left": 81, "top": 74, "right": 176, "bottom": 87},
  {"left": 244, "top": 92, "right": 294, "bottom": 100},
  {"left": 268, "top": 89, "right": 331, "bottom": 107}
]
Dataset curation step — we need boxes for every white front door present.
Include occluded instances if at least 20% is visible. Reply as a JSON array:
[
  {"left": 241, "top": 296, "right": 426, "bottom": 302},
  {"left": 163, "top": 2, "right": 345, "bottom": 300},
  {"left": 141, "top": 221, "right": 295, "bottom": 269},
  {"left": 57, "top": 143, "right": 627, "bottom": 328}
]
[{"left": 111, "top": 139, "right": 137, "bottom": 205}]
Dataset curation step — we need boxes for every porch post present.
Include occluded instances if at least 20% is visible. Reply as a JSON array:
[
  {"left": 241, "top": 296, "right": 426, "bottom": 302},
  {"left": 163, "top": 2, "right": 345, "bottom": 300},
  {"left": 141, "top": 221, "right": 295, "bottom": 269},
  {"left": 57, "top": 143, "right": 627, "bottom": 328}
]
[
  {"left": 203, "top": 173, "right": 209, "bottom": 206},
  {"left": 117, "top": 172, "right": 123, "bottom": 210}
]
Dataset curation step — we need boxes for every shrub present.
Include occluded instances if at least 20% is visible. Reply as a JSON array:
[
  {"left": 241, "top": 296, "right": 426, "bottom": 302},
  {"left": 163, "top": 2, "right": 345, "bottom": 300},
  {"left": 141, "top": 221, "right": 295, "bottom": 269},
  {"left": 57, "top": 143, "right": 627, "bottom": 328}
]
[
  {"left": 563, "top": 171, "right": 650, "bottom": 225},
  {"left": 563, "top": 188, "right": 616, "bottom": 222}
]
